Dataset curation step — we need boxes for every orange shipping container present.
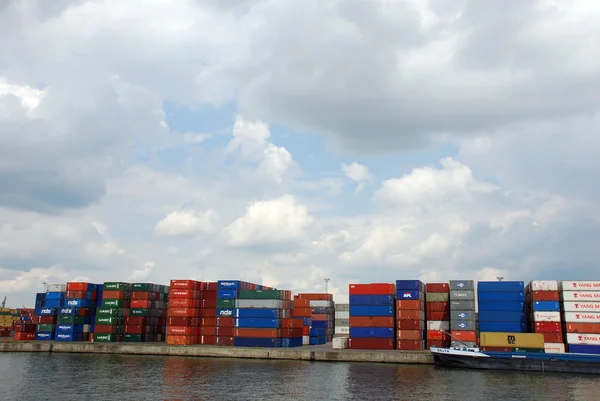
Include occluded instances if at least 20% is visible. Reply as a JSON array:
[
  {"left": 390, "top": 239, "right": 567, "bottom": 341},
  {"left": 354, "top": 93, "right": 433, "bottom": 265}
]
[
  {"left": 396, "top": 310, "right": 423, "bottom": 320},
  {"left": 530, "top": 291, "right": 559, "bottom": 301},
  {"left": 302, "top": 326, "right": 310, "bottom": 336},
  {"left": 234, "top": 328, "right": 281, "bottom": 338},
  {"left": 281, "top": 318, "right": 302, "bottom": 328},
  {"left": 130, "top": 300, "right": 152, "bottom": 309},
  {"left": 293, "top": 297, "right": 310, "bottom": 307},
  {"left": 312, "top": 314, "right": 329, "bottom": 321},
  {"left": 542, "top": 332, "right": 563, "bottom": 343},
  {"left": 167, "top": 307, "right": 199, "bottom": 318},
  {"left": 296, "top": 293, "right": 332, "bottom": 301},
  {"left": 170, "top": 280, "right": 202, "bottom": 290},
  {"left": 103, "top": 290, "right": 127, "bottom": 300},
  {"left": 166, "top": 335, "right": 198, "bottom": 345},
  {"left": 565, "top": 323, "right": 600, "bottom": 334},
  {"left": 350, "top": 316, "right": 395, "bottom": 328},
  {"left": 451, "top": 331, "right": 477, "bottom": 342},
  {"left": 294, "top": 308, "right": 312, "bottom": 317},
  {"left": 427, "top": 330, "right": 450, "bottom": 341},
  {"left": 169, "top": 289, "right": 199, "bottom": 299},
  {"left": 396, "top": 300, "right": 424, "bottom": 310},
  {"left": 130, "top": 292, "right": 153, "bottom": 301},
  {"left": 167, "top": 326, "right": 199, "bottom": 336},
  {"left": 170, "top": 298, "right": 202, "bottom": 308},
  {"left": 200, "top": 326, "right": 216, "bottom": 336},
  {"left": 397, "top": 340, "right": 424, "bottom": 350},
  {"left": 397, "top": 330, "right": 423, "bottom": 340}
]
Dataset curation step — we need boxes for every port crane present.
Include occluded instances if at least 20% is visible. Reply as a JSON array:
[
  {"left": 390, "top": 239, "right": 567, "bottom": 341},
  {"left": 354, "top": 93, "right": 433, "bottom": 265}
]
[{"left": 1, "top": 296, "right": 6, "bottom": 308}]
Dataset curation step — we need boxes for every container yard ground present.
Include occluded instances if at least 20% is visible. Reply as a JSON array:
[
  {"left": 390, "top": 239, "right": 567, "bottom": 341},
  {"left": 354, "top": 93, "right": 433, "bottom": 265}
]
[{"left": 0, "top": 341, "right": 433, "bottom": 365}]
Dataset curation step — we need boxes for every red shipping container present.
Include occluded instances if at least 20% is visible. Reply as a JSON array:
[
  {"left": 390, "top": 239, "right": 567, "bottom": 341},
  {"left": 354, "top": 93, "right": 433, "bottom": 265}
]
[
  {"left": 130, "top": 291, "right": 153, "bottom": 301},
  {"left": 103, "top": 290, "right": 127, "bottom": 300},
  {"left": 293, "top": 298, "right": 310, "bottom": 307},
  {"left": 216, "top": 336, "right": 234, "bottom": 346},
  {"left": 281, "top": 318, "right": 302, "bottom": 328},
  {"left": 396, "top": 300, "right": 424, "bottom": 310},
  {"left": 200, "top": 335, "right": 216, "bottom": 345},
  {"left": 94, "top": 324, "right": 121, "bottom": 334},
  {"left": 397, "top": 319, "right": 424, "bottom": 330},
  {"left": 349, "top": 338, "right": 395, "bottom": 350},
  {"left": 13, "top": 323, "right": 37, "bottom": 332},
  {"left": 200, "top": 318, "right": 216, "bottom": 327},
  {"left": 170, "top": 280, "right": 200, "bottom": 290},
  {"left": 530, "top": 291, "right": 560, "bottom": 301},
  {"left": 33, "top": 316, "right": 56, "bottom": 324},
  {"left": 130, "top": 300, "right": 153, "bottom": 309},
  {"left": 216, "top": 317, "right": 234, "bottom": 327},
  {"left": 426, "top": 302, "right": 449, "bottom": 312},
  {"left": 427, "top": 330, "right": 450, "bottom": 341},
  {"left": 124, "top": 325, "right": 148, "bottom": 334},
  {"left": 200, "top": 326, "right": 217, "bottom": 336},
  {"left": 170, "top": 289, "right": 199, "bottom": 299},
  {"left": 66, "top": 290, "right": 87, "bottom": 299},
  {"left": 202, "top": 299, "right": 216, "bottom": 308},
  {"left": 170, "top": 298, "right": 202, "bottom": 308},
  {"left": 168, "top": 307, "right": 199, "bottom": 318},
  {"left": 427, "top": 311, "right": 450, "bottom": 321},
  {"left": 349, "top": 284, "right": 395, "bottom": 296},
  {"left": 302, "top": 326, "right": 310, "bottom": 336},
  {"left": 397, "top": 340, "right": 424, "bottom": 350},
  {"left": 14, "top": 332, "right": 36, "bottom": 341},
  {"left": 293, "top": 308, "right": 312, "bottom": 317},
  {"left": 203, "top": 290, "right": 218, "bottom": 300},
  {"left": 565, "top": 323, "right": 600, "bottom": 334},
  {"left": 427, "top": 339, "right": 450, "bottom": 348},
  {"left": 234, "top": 328, "right": 280, "bottom": 338},
  {"left": 349, "top": 316, "right": 395, "bottom": 328},
  {"left": 312, "top": 314, "right": 328, "bottom": 321},
  {"left": 125, "top": 316, "right": 147, "bottom": 325},
  {"left": 205, "top": 282, "right": 218, "bottom": 291},
  {"left": 201, "top": 308, "right": 216, "bottom": 317},
  {"left": 426, "top": 283, "right": 449, "bottom": 293},
  {"left": 168, "top": 326, "right": 199, "bottom": 336},
  {"left": 533, "top": 321, "right": 562, "bottom": 333},
  {"left": 396, "top": 310, "right": 423, "bottom": 320},
  {"left": 542, "top": 332, "right": 563, "bottom": 343},
  {"left": 67, "top": 282, "right": 91, "bottom": 291},
  {"left": 297, "top": 293, "right": 332, "bottom": 301},
  {"left": 216, "top": 326, "right": 234, "bottom": 337},
  {"left": 281, "top": 328, "right": 303, "bottom": 337},
  {"left": 452, "top": 331, "right": 477, "bottom": 342},
  {"left": 397, "top": 330, "right": 423, "bottom": 340},
  {"left": 166, "top": 335, "right": 197, "bottom": 345}
]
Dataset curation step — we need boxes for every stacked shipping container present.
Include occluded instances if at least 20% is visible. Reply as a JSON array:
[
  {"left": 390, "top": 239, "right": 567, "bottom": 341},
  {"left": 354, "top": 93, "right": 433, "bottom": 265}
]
[
  {"left": 478, "top": 281, "right": 527, "bottom": 333},
  {"left": 56, "top": 282, "right": 99, "bottom": 342},
  {"left": 217, "top": 280, "right": 248, "bottom": 346},
  {"left": 348, "top": 283, "right": 396, "bottom": 350},
  {"left": 166, "top": 280, "right": 203, "bottom": 345},
  {"left": 126, "top": 283, "right": 169, "bottom": 342},
  {"left": 526, "top": 280, "right": 564, "bottom": 353},
  {"left": 35, "top": 284, "right": 67, "bottom": 341},
  {"left": 0, "top": 308, "right": 12, "bottom": 341},
  {"left": 309, "top": 294, "right": 335, "bottom": 343},
  {"left": 449, "top": 280, "right": 477, "bottom": 347},
  {"left": 396, "top": 280, "right": 426, "bottom": 350},
  {"left": 334, "top": 303, "right": 350, "bottom": 339},
  {"left": 12, "top": 309, "right": 36, "bottom": 341},
  {"left": 560, "top": 280, "right": 600, "bottom": 354},
  {"left": 425, "top": 283, "right": 450, "bottom": 348},
  {"left": 291, "top": 294, "right": 314, "bottom": 345},
  {"left": 200, "top": 282, "right": 218, "bottom": 345},
  {"left": 94, "top": 282, "right": 131, "bottom": 342}
]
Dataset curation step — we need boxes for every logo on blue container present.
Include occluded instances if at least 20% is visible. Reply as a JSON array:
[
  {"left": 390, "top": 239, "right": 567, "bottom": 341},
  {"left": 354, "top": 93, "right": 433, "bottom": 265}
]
[{"left": 402, "top": 293, "right": 413, "bottom": 298}]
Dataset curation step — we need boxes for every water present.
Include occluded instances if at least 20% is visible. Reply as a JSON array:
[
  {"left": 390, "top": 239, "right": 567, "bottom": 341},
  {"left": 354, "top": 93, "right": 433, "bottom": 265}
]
[{"left": 1, "top": 353, "right": 599, "bottom": 400}]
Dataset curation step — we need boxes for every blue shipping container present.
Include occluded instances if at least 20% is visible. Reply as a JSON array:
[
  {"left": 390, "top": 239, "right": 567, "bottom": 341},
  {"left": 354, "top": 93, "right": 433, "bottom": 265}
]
[
  {"left": 395, "top": 290, "right": 423, "bottom": 300},
  {"left": 293, "top": 316, "right": 312, "bottom": 326},
  {"left": 217, "top": 289, "right": 238, "bottom": 299},
  {"left": 234, "top": 337, "right": 281, "bottom": 347},
  {"left": 44, "top": 299, "right": 64, "bottom": 308},
  {"left": 349, "top": 305, "right": 394, "bottom": 317},
  {"left": 35, "top": 332, "right": 55, "bottom": 340},
  {"left": 531, "top": 301, "right": 561, "bottom": 312},
  {"left": 479, "top": 321, "right": 527, "bottom": 332},
  {"left": 477, "top": 281, "right": 525, "bottom": 292},
  {"left": 235, "top": 318, "right": 281, "bottom": 329},
  {"left": 34, "top": 307, "right": 57, "bottom": 316},
  {"left": 350, "top": 327, "right": 395, "bottom": 339},
  {"left": 311, "top": 320, "right": 329, "bottom": 329},
  {"left": 64, "top": 299, "right": 94, "bottom": 308},
  {"left": 216, "top": 308, "right": 235, "bottom": 317},
  {"left": 477, "top": 292, "right": 525, "bottom": 302},
  {"left": 310, "top": 328, "right": 327, "bottom": 337},
  {"left": 281, "top": 337, "right": 303, "bottom": 348},
  {"left": 235, "top": 308, "right": 281, "bottom": 319},
  {"left": 218, "top": 280, "right": 242, "bottom": 291},
  {"left": 478, "top": 301, "right": 525, "bottom": 312},
  {"left": 58, "top": 307, "right": 82, "bottom": 316},
  {"left": 349, "top": 294, "right": 395, "bottom": 306},
  {"left": 309, "top": 336, "right": 327, "bottom": 345},
  {"left": 568, "top": 344, "right": 600, "bottom": 355},
  {"left": 45, "top": 292, "right": 65, "bottom": 300},
  {"left": 395, "top": 280, "right": 423, "bottom": 291},
  {"left": 478, "top": 311, "right": 527, "bottom": 322}
]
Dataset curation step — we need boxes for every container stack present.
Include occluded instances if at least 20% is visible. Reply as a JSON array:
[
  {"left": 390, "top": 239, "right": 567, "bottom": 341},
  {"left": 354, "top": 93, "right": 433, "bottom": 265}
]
[
  {"left": 425, "top": 283, "right": 451, "bottom": 348},
  {"left": 526, "top": 280, "right": 564, "bottom": 353},
  {"left": 396, "top": 280, "right": 426, "bottom": 350},
  {"left": 35, "top": 283, "right": 67, "bottom": 341},
  {"left": 199, "top": 282, "right": 218, "bottom": 345},
  {"left": 125, "top": 283, "right": 169, "bottom": 342},
  {"left": 348, "top": 283, "right": 396, "bottom": 350},
  {"left": 334, "top": 303, "right": 350, "bottom": 339},
  {"left": 166, "top": 280, "right": 203, "bottom": 345},
  {"left": 56, "top": 282, "right": 99, "bottom": 342},
  {"left": 478, "top": 281, "right": 527, "bottom": 335},
  {"left": 305, "top": 293, "right": 334, "bottom": 343},
  {"left": 94, "top": 282, "right": 131, "bottom": 343},
  {"left": 479, "top": 332, "right": 545, "bottom": 352},
  {"left": 291, "top": 295, "right": 313, "bottom": 345},
  {"left": 560, "top": 280, "right": 600, "bottom": 354},
  {"left": 216, "top": 280, "right": 248, "bottom": 346},
  {"left": 0, "top": 308, "right": 12, "bottom": 342},
  {"left": 12, "top": 309, "right": 36, "bottom": 342},
  {"left": 234, "top": 288, "right": 291, "bottom": 348},
  {"left": 449, "top": 280, "right": 477, "bottom": 348}
]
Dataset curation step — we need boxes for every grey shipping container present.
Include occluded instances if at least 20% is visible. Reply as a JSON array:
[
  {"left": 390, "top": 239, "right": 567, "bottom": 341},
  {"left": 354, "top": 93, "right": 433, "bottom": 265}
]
[
  {"left": 335, "top": 319, "right": 350, "bottom": 326},
  {"left": 449, "top": 301, "right": 476, "bottom": 310},
  {"left": 449, "top": 280, "right": 475, "bottom": 291},
  {"left": 451, "top": 310, "right": 477, "bottom": 321},
  {"left": 335, "top": 304, "right": 350, "bottom": 311},
  {"left": 449, "top": 290, "right": 475, "bottom": 301},
  {"left": 450, "top": 320, "right": 476, "bottom": 331}
]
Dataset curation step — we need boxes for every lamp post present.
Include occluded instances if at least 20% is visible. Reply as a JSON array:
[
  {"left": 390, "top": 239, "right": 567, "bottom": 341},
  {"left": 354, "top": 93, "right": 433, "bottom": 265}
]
[
  {"left": 324, "top": 278, "right": 330, "bottom": 294},
  {"left": 497, "top": 276, "right": 504, "bottom": 282}
]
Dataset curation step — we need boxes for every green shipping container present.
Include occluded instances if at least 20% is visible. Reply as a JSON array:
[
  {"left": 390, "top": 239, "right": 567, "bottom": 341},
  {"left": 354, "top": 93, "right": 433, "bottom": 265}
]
[
  {"left": 239, "top": 290, "right": 282, "bottom": 300},
  {"left": 426, "top": 293, "right": 449, "bottom": 302},
  {"left": 58, "top": 316, "right": 87, "bottom": 324},
  {"left": 93, "top": 333, "right": 119, "bottom": 342},
  {"left": 103, "top": 282, "right": 131, "bottom": 291},
  {"left": 129, "top": 308, "right": 152, "bottom": 317},
  {"left": 102, "top": 299, "right": 127, "bottom": 308},
  {"left": 131, "top": 283, "right": 155, "bottom": 292},
  {"left": 36, "top": 324, "right": 54, "bottom": 332},
  {"left": 96, "top": 307, "right": 123, "bottom": 316},
  {"left": 124, "top": 334, "right": 144, "bottom": 342},
  {"left": 95, "top": 316, "right": 123, "bottom": 325},
  {"left": 216, "top": 299, "right": 236, "bottom": 308}
]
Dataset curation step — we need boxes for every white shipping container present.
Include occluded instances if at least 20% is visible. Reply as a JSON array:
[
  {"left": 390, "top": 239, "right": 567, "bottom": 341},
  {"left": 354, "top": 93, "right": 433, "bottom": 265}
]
[
  {"left": 332, "top": 337, "right": 349, "bottom": 349},
  {"left": 302, "top": 336, "right": 310, "bottom": 345},
  {"left": 561, "top": 291, "right": 600, "bottom": 301},
  {"left": 335, "top": 304, "right": 350, "bottom": 311},
  {"left": 563, "top": 311, "right": 600, "bottom": 323},
  {"left": 530, "top": 280, "right": 559, "bottom": 291},
  {"left": 335, "top": 311, "right": 350, "bottom": 319},
  {"left": 310, "top": 300, "right": 333, "bottom": 308},
  {"left": 566, "top": 333, "right": 600, "bottom": 346},
  {"left": 544, "top": 343, "right": 566, "bottom": 354},
  {"left": 560, "top": 281, "right": 600, "bottom": 291},
  {"left": 45, "top": 283, "right": 67, "bottom": 292},
  {"left": 562, "top": 301, "right": 600, "bottom": 312},
  {"left": 427, "top": 320, "right": 450, "bottom": 331},
  {"left": 532, "top": 311, "right": 561, "bottom": 322},
  {"left": 335, "top": 326, "right": 350, "bottom": 335},
  {"left": 235, "top": 299, "right": 283, "bottom": 308}
]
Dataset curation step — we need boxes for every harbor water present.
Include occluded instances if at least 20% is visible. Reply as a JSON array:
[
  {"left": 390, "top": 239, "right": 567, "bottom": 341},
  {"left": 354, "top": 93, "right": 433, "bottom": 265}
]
[{"left": 1, "top": 353, "right": 599, "bottom": 400}]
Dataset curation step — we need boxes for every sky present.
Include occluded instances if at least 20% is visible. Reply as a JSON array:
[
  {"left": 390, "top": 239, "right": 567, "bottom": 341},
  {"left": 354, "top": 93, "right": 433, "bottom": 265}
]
[{"left": 1, "top": 0, "right": 600, "bottom": 307}]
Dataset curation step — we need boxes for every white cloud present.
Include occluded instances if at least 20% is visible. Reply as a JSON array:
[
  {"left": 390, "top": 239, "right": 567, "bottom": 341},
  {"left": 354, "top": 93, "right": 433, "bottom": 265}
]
[
  {"left": 342, "top": 162, "right": 372, "bottom": 194},
  {"left": 154, "top": 209, "right": 219, "bottom": 237}
]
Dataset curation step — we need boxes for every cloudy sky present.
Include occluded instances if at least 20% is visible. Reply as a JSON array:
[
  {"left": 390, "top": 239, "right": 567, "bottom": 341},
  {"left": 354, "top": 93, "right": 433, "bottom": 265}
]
[{"left": 1, "top": 0, "right": 599, "bottom": 307}]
